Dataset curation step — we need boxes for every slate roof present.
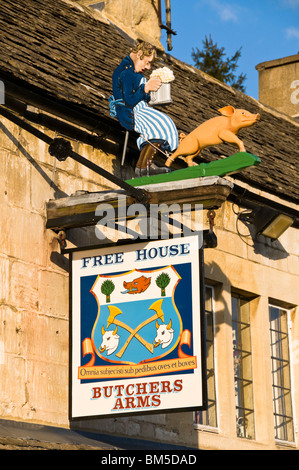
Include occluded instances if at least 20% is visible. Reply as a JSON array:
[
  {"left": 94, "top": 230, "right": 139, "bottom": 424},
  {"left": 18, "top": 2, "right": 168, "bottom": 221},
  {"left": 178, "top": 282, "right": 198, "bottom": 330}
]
[{"left": 0, "top": 0, "right": 298, "bottom": 205}]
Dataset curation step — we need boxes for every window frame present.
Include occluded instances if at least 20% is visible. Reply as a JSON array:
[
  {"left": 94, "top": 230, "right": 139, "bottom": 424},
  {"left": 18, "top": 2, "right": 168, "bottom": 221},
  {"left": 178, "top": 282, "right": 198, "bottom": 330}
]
[
  {"left": 269, "top": 303, "right": 296, "bottom": 445},
  {"left": 194, "top": 284, "right": 219, "bottom": 432},
  {"left": 231, "top": 292, "right": 255, "bottom": 440}
]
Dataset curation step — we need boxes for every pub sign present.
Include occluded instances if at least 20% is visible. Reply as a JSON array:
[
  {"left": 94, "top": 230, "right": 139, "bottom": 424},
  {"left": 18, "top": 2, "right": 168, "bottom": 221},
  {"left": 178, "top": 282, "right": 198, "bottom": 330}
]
[{"left": 69, "top": 236, "right": 206, "bottom": 419}]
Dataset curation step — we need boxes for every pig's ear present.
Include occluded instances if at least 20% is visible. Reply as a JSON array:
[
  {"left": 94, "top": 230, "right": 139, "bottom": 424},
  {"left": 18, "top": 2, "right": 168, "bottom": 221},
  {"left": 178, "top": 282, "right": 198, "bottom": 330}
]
[{"left": 218, "top": 106, "right": 235, "bottom": 116}]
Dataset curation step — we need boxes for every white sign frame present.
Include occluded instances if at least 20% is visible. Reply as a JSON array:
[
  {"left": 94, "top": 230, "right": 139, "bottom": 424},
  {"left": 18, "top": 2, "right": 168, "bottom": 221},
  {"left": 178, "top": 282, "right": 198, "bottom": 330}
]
[{"left": 69, "top": 236, "right": 207, "bottom": 420}]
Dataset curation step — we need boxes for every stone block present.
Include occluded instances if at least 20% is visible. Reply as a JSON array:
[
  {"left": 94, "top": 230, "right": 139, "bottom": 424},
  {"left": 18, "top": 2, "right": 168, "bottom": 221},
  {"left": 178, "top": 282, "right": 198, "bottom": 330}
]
[
  {"left": 0, "top": 255, "right": 10, "bottom": 303},
  {"left": 1, "top": 206, "right": 46, "bottom": 266},
  {"left": 20, "top": 311, "right": 68, "bottom": 364},
  {"left": 0, "top": 305, "right": 21, "bottom": 356},
  {"left": 0, "top": 118, "right": 22, "bottom": 153},
  {"left": 155, "top": 426, "right": 179, "bottom": 444},
  {"left": 216, "top": 228, "right": 248, "bottom": 259},
  {"left": 0, "top": 354, "right": 26, "bottom": 414},
  {"left": 55, "top": 171, "right": 84, "bottom": 197},
  {"left": 6, "top": 152, "right": 31, "bottom": 210},
  {"left": 102, "top": 0, "right": 162, "bottom": 48},
  {"left": 30, "top": 161, "right": 57, "bottom": 213},
  {"left": 287, "top": 254, "right": 299, "bottom": 276},
  {"left": 9, "top": 260, "right": 39, "bottom": 312},
  {"left": 279, "top": 226, "right": 299, "bottom": 257},
  {"left": 0, "top": 150, "right": 7, "bottom": 198},
  {"left": 25, "top": 360, "right": 68, "bottom": 426},
  {"left": 38, "top": 270, "right": 69, "bottom": 318}
]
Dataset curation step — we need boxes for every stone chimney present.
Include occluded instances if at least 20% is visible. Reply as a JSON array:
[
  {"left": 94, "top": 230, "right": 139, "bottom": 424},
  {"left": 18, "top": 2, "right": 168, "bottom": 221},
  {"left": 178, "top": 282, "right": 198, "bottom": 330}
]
[
  {"left": 256, "top": 53, "right": 299, "bottom": 120},
  {"left": 73, "top": 0, "right": 163, "bottom": 50}
]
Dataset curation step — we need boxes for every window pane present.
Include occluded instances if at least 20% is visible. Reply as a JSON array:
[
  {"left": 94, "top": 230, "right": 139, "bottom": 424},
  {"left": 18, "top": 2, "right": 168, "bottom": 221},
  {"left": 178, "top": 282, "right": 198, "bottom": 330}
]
[
  {"left": 240, "top": 299, "right": 250, "bottom": 323},
  {"left": 269, "top": 305, "right": 294, "bottom": 443},
  {"left": 236, "top": 407, "right": 255, "bottom": 439},
  {"left": 231, "top": 296, "right": 238, "bottom": 323},
  {"left": 232, "top": 294, "right": 255, "bottom": 439},
  {"left": 205, "top": 286, "right": 212, "bottom": 312},
  {"left": 206, "top": 310, "right": 214, "bottom": 343}
]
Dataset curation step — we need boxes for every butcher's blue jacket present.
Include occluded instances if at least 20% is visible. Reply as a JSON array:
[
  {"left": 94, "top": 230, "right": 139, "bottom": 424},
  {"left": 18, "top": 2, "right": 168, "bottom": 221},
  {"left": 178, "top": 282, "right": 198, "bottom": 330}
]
[{"left": 112, "top": 55, "right": 151, "bottom": 130}]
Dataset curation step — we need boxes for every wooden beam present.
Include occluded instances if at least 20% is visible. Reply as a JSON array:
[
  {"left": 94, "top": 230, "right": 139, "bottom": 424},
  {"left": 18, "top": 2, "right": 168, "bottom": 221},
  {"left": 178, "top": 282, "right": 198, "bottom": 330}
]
[{"left": 46, "top": 177, "right": 233, "bottom": 231}]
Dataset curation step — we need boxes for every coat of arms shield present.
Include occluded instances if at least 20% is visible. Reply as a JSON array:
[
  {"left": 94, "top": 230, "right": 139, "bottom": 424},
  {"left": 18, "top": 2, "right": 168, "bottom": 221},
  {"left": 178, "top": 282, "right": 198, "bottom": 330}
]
[{"left": 90, "top": 266, "right": 182, "bottom": 365}]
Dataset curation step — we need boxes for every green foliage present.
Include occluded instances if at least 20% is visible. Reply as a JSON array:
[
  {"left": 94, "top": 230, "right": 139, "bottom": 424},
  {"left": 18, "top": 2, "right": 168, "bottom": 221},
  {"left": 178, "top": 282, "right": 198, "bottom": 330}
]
[
  {"left": 156, "top": 272, "right": 171, "bottom": 289},
  {"left": 191, "top": 35, "right": 247, "bottom": 92},
  {"left": 101, "top": 280, "right": 115, "bottom": 302},
  {"left": 101, "top": 280, "right": 115, "bottom": 295},
  {"left": 156, "top": 273, "right": 170, "bottom": 296}
]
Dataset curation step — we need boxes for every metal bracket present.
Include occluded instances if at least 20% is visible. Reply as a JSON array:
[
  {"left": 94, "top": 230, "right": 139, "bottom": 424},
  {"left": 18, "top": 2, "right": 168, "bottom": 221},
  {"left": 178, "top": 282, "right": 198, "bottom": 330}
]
[
  {"left": 121, "top": 130, "right": 129, "bottom": 166},
  {"left": 57, "top": 230, "right": 67, "bottom": 250},
  {"left": 205, "top": 210, "right": 217, "bottom": 248},
  {"left": 0, "top": 106, "right": 149, "bottom": 204}
]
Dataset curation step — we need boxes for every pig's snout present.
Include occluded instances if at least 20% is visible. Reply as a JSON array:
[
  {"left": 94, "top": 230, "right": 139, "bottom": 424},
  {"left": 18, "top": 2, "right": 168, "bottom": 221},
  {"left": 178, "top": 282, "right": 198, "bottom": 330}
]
[
  {"left": 242, "top": 112, "right": 260, "bottom": 124},
  {"left": 247, "top": 113, "right": 260, "bottom": 122}
]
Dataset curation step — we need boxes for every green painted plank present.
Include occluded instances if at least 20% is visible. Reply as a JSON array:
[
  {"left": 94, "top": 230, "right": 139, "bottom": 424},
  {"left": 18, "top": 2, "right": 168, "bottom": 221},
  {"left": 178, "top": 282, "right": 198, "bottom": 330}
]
[{"left": 126, "top": 152, "right": 261, "bottom": 187}]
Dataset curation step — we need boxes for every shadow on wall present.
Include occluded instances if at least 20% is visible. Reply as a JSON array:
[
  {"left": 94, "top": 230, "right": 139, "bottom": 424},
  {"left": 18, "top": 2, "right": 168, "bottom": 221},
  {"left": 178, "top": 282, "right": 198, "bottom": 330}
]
[
  {"left": 204, "top": 260, "right": 231, "bottom": 338},
  {"left": 236, "top": 212, "right": 289, "bottom": 261},
  {"left": 0, "top": 120, "right": 134, "bottom": 272},
  {"left": 0, "top": 121, "right": 68, "bottom": 199}
]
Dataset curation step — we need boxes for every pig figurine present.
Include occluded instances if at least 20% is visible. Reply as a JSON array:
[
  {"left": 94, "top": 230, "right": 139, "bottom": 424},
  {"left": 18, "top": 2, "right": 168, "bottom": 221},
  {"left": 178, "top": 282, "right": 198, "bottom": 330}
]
[{"left": 165, "top": 106, "right": 260, "bottom": 167}]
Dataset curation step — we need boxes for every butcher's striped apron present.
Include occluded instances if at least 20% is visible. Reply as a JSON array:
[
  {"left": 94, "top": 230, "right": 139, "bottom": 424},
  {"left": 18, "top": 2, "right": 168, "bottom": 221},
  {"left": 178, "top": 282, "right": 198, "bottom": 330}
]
[{"left": 133, "top": 78, "right": 178, "bottom": 151}]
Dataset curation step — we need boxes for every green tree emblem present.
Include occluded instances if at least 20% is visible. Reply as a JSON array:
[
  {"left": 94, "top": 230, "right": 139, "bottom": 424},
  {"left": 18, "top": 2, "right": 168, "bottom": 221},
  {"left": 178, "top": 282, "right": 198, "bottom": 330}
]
[
  {"left": 101, "top": 280, "right": 115, "bottom": 303},
  {"left": 155, "top": 272, "right": 171, "bottom": 297}
]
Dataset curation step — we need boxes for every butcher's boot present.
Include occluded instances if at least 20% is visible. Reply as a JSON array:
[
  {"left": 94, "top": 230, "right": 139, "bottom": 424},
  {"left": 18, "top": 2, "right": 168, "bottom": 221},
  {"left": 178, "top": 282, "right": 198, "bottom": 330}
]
[{"left": 135, "top": 143, "right": 171, "bottom": 177}]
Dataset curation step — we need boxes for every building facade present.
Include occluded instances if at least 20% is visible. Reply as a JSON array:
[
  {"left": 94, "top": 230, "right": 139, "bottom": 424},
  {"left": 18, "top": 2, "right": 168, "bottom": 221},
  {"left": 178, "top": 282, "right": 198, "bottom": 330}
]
[
  {"left": 0, "top": 0, "right": 298, "bottom": 450},
  {"left": 256, "top": 53, "right": 299, "bottom": 120}
]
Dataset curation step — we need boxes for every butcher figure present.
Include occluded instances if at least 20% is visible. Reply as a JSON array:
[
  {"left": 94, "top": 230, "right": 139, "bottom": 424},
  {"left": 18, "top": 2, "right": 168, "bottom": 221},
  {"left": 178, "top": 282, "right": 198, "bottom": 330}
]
[{"left": 110, "top": 41, "right": 178, "bottom": 176}]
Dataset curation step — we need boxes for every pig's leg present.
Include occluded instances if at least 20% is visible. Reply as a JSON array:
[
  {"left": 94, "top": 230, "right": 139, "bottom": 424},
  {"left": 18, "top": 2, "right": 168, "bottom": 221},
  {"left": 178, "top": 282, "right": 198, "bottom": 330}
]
[
  {"left": 218, "top": 130, "right": 246, "bottom": 153},
  {"left": 185, "top": 151, "right": 201, "bottom": 166},
  {"left": 165, "top": 136, "right": 200, "bottom": 167}
]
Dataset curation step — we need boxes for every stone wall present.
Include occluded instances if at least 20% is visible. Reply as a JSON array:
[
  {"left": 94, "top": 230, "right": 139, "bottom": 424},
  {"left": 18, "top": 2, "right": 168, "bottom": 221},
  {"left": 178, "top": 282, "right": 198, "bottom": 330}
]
[
  {"left": 256, "top": 54, "right": 299, "bottom": 118},
  {"left": 71, "top": 0, "right": 163, "bottom": 49},
  {"left": 0, "top": 116, "right": 118, "bottom": 425},
  {"left": 0, "top": 114, "right": 298, "bottom": 449}
]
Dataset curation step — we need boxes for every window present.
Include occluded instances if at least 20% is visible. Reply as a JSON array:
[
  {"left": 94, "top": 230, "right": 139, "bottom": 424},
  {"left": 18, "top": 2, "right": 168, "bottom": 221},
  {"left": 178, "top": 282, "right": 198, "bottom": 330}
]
[
  {"left": 232, "top": 294, "right": 255, "bottom": 439},
  {"left": 269, "top": 305, "right": 295, "bottom": 443},
  {"left": 195, "top": 286, "right": 217, "bottom": 428}
]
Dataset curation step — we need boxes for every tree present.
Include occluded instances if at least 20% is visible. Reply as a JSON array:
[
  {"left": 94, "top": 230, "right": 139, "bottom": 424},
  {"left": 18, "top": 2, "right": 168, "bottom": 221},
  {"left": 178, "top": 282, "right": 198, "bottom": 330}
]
[
  {"left": 191, "top": 35, "right": 247, "bottom": 92},
  {"left": 101, "top": 280, "right": 115, "bottom": 303},
  {"left": 156, "top": 272, "right": 171, "bottom": 297}
]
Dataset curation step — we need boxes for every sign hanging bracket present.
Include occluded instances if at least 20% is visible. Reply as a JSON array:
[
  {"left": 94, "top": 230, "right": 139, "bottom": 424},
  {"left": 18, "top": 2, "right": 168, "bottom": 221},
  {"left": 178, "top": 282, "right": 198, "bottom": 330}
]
[{"left": 0, "top": 106, "right": 150, "bottom": 204}]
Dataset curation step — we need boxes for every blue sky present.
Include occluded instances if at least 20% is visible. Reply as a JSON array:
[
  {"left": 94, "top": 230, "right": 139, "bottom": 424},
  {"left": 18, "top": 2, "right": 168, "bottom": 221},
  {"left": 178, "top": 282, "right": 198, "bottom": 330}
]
[{"left": 160, "top": 0, "right": 299, "bottom": 99}]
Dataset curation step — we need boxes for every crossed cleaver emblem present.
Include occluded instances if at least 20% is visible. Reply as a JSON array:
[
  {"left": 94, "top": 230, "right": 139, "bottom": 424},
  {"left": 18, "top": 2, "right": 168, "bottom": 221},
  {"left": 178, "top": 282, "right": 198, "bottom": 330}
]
[{"left": 101, "top": 299, "right": 171, "bottom": 358}]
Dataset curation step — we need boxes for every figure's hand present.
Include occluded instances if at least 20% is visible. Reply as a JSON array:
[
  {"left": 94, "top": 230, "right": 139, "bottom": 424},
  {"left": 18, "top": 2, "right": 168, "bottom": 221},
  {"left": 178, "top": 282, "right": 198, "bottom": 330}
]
[{"left": 144, "top": 77, "right": 162, "bottom": 93}]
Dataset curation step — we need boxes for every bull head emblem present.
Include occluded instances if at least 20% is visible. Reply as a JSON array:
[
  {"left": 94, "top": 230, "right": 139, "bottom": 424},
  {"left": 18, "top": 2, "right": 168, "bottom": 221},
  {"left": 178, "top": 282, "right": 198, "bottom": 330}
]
[
  {"left": 100, "top": 325, "right": 120, "bottom": 355},
  {"left": 154, "top": 319, "right": 174, "bottom": 349}
]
